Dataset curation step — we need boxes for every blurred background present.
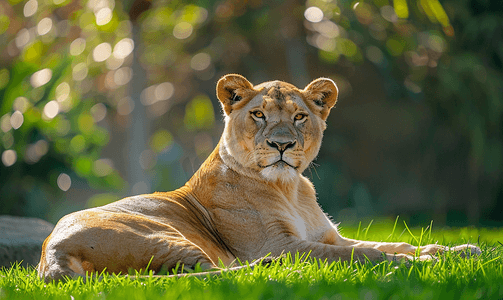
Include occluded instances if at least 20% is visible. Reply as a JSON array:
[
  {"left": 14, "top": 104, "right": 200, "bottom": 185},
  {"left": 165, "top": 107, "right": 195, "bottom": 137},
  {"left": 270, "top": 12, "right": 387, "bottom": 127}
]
[{"left": 0, "top": 0, "right": 502, "bottom": 227}]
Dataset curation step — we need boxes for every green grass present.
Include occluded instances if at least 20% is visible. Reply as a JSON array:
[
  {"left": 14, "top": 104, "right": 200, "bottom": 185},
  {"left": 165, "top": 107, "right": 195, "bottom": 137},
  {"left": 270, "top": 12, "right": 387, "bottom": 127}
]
[{"left": 1, "top": 219, "right": 502, "bottom": 300}]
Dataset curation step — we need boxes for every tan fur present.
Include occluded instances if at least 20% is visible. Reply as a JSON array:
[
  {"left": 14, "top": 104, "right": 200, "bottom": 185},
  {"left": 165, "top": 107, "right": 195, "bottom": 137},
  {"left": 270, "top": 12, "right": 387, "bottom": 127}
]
[{"left": 37, "top": 74, "right": 481, "bottom": 281}]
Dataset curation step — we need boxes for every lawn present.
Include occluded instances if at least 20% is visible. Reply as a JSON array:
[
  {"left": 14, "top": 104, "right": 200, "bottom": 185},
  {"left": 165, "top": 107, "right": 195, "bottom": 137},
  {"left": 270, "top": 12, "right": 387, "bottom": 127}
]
[{"left": 1, "top": 219, "right": 502, "bottom": 300}]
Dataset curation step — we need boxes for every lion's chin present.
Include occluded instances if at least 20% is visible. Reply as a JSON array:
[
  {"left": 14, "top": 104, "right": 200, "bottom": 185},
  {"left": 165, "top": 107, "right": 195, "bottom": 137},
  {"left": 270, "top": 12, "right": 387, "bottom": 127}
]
[{"left": 260, "top": 162, "right": 298, "bottom": 182}]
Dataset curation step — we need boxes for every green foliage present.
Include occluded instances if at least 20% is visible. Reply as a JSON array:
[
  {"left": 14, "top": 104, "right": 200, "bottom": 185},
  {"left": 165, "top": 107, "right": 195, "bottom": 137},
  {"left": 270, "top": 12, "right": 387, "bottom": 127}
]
[
  {"left": 150, "top": 129, "right": 173, "bottom": 153},
  {"left": 183, "top": 95, "right": 215, "bottom": 131},
  {"left": 0, "top": 0, "right": 501, "bottom": 224}
]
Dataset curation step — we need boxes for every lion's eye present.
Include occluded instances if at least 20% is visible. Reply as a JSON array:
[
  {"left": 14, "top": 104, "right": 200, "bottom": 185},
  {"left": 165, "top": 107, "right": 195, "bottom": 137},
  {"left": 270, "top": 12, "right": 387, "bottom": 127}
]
[
  {"left": 294, "top": 113, "right": 307, "bottom": 121},
  {"left": 251, "top": 111, "right": 265, "bottom": 119}
]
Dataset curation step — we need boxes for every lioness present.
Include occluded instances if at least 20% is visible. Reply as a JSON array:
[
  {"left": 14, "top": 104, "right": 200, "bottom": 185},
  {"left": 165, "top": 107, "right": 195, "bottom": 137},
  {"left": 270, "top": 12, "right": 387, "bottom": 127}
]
[{"left": 38, "top": 74, "right": 480, "bottom": 281}]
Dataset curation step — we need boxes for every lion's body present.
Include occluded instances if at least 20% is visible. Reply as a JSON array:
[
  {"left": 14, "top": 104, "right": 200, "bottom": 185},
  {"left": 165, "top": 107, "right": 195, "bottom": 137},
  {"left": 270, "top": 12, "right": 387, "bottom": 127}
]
[{"left": 38, "top": 75, "right": 480, "bottom": 281}]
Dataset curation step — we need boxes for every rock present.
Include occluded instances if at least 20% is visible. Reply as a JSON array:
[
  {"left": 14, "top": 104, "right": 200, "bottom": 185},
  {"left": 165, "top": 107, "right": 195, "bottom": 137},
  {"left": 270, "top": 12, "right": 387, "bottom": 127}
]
[{"left": 0, "top": 215, "right": 54, "bottom": 268}]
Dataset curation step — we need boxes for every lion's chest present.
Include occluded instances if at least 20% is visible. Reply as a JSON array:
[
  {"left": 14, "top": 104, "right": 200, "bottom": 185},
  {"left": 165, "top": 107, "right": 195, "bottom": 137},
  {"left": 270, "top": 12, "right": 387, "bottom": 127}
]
[
  {"left": 210, "top": 207, "right": 267, "bottom": 258},
  {"left": 289, "top": 210, "right": 308, "bottom": 240},
  {"left": 284, "top": 201, "right": 334, "bottom": 242}
]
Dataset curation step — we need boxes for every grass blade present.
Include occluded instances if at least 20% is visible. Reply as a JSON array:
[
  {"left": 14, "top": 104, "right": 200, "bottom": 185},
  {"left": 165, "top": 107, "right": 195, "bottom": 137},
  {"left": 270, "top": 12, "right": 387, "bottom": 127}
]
[
  {"left": 387, "top": 215, "right": 400, "bottom": 241},
  {"left": 363, "top": 220, "right": 374, "bottom": 241},
  {"left": 403, "top": 220, "right": 419, "bottom": 244}
]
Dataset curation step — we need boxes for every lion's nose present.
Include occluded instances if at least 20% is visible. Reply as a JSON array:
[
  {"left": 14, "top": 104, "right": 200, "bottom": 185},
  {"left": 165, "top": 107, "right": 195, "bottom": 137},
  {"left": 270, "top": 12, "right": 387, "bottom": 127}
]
[{"left": 266, "top": 140, "right": 296, "bottom": 153}]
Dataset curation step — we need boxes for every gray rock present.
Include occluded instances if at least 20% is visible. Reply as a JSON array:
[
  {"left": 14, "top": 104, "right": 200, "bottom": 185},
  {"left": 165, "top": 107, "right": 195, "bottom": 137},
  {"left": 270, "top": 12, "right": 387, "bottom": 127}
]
[{"left": 0, "top": 215, "right": 54, "bottom": 268}]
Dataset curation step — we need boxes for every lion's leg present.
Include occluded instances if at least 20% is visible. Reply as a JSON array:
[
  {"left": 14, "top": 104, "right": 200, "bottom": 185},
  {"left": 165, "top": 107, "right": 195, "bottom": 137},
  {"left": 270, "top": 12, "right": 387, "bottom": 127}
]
[
  {"left": 39, "top": 236, "right": 216, "bottom": 282},
  {"left": 38, "top": 215, "right": 218, "bottom": 282},
  {"left": 340, "top": 239, "right": 424, "bottom": 255},
  {"left": 271, "top": 238, "right": 412, "bottom": 263},
  {"left": 337, "top": 237, "right": 480, "bottom": 257},
  {"left": 151, "top": 236, "right": 217, "bottom": 274},
  {"left": 318, "top": 228, "right": 480, "bottom": 260}
]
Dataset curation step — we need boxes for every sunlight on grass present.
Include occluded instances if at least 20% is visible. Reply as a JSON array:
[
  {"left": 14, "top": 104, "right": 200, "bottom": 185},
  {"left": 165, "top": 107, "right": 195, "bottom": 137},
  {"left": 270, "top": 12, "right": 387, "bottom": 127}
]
[
  {"left": 340, "top": 217, "right": 502, "bottom": 246},
  {"left": 1, "top": 221, "right": 502, "bottom": 300}
]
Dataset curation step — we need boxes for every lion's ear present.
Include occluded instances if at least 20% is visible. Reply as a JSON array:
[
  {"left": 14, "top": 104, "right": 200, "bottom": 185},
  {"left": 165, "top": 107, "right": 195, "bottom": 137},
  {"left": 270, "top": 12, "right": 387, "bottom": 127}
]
[
  {"left": 303, "top": 78, "right": 338, "bottom": 120},
  {"left": 216, "top": 74, "right": 254, "bottom": 115}
]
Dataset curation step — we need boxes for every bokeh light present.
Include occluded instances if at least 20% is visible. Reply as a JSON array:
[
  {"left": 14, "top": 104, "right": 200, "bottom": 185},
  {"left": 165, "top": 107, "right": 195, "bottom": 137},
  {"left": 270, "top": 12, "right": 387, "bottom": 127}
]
[
  {"left": 380, "top": 6, "right": 398, "bottom": 23},
  {"left": 93, "top": 43, "right": 112, "bottom": 62},
  {"left": 0, "top": 115, "right": 11, "bottom": 133},
  {"left": 57, "top": 173, "right": 71, "bottom": 191},
  {"left": 150, "top": 129, "right": 173, "bottom": 153},
  {"left": 95, "top": 7, "right": 113, "bottom": 26},
  {"left": 90, "top": 103, "right": 107, "bottom": 122},
  {"left": 106, "top": 56, "right": 124, "bottom": 70},
  {"left": 113, "top": 38, "right": 134, "bottom": 59},
  {"left": 15, "top": 28, "right": 32, "bottom": 49},
  {"left": 43, "top": 101, "right": 59, "bottom": 119},
  {"left": 113, "top": 67, "right": 132, "bottom": 86},
  {"left": 70, "top": 38, "right": 86, "bottom": 56},
  {"left": 155, "top": 82, "right": 174, "bottom": 101},
  {"left": 37, "top": 18, "right": 53, "bottom": 35},
  {"left": 26, "top": 140, "right": 49, "bottom": 163},
  {"left": 0, "top": 69, "right": 9, "bottom": 89},
  {"left": 140, "top": 82, "right": 175, "bottom": 106},
  {"left": 173, "top": 22, "right": 193, "bottom": 39},
  {"left": 0, "top": 15, "right": 9, "bottom": 35},
  {"left": 23, "top": 0, "right": 38, "bottom": 17},
  {"left": 366, "top": 45, "right": 384, "bottom": 65},
  {"left": 393, "top": 0, "right": 409, "bottom": 19},
  {"left": 139, "top": 150, "right": 156, "bottom": 170},
  {"left": 313, "top": 20, "right": 339, "bottom": 38},
  {"left": 10, "top": 111, "right": 23, "bottom": 130},
  {"left": 313, "top": 35, "right": 335, "bottom": 51},
  {"left": 1, "top": 150, "right": 17, "bottom": 167},
  {"left": 72, "top": 63, "right": 88, "bottom": 81},
  {"left": 304, "top": 7, "right": 324, "bottom": 23},
  {"left": 13, "top": 97, "right": 29, "bottom": 113},
  {"left": 56, "top": 82, "right": 70, "bottom": 102},
  {"left": 105, "top": 71, "right": 117, "bottom": 90},
  {"left": 2, "top": 133, "right": 14, "bottom": 149},
  {"left": 183, "top": 95, "right": 215, "bottom": 131},
  {"left": 70, "top": 135, "right": 86, "bottom": 153},
  {"left": 30, "top": 69, "right": 52, "bottom": 88},
  {"left": 353, "top": 2, "right": 373, "bottom": 25},
  {"left": 190, "top": 53, "right": 211, "bottom": 71},
  {"left": 117, "top": 96, "right": 134, "bottom": 115},
  {"left": 93, "top": 159, "right": 113, "bottom": 176}
]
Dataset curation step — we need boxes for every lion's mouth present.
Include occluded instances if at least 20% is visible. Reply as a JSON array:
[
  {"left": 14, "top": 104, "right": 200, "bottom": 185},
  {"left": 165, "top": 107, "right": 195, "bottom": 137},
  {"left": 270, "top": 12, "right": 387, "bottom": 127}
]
[{"left": 262, "top": 159, "right": 297, "bottom": 169}]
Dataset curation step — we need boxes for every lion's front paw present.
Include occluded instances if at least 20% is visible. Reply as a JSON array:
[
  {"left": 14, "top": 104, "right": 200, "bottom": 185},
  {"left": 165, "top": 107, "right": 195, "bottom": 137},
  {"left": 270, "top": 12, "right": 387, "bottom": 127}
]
[
  {"left": 386, "top": 253, "right": 436, "bottom": 263},
  {"left": 385, "top": 253, "right": 412, "bottom": 263},
  {"left": 450, "top": 244, "right": 482, "bottom": 258},
  {"left": 419, "top": 244, "right": 449, "bottom": 256}
]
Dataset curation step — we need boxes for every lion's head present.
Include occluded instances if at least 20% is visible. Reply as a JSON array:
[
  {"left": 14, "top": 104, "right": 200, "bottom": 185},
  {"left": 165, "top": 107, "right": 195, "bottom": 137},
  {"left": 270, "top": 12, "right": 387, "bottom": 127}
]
[{"left": 216, "top": 74, "right": 338, "bottom": 182}]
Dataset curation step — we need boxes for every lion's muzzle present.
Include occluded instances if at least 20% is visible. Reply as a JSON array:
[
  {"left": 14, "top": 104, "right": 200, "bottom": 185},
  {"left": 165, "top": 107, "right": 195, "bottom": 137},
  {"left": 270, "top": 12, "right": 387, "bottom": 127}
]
[{"left": 266, "top": 139, "right": 296, "bottom": 153}]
